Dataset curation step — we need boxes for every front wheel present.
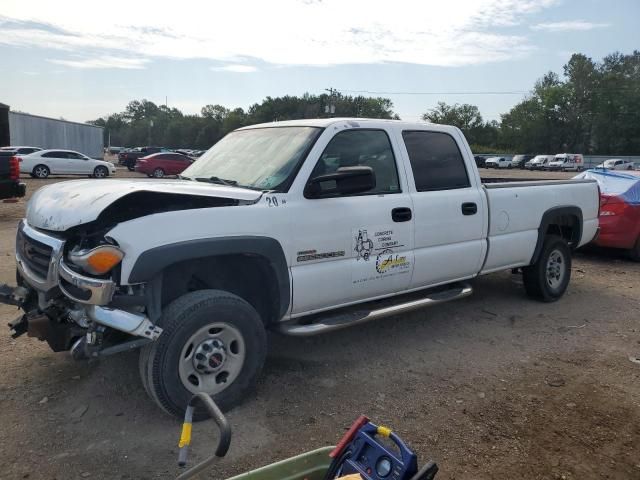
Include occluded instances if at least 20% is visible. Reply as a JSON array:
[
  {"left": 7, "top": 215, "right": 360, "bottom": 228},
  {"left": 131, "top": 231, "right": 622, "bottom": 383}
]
[
  {"left": 523, "top": 235, "right": 571, "bottom": 302},
  {"left": 139, "top": 290, "right": 267, "bottom": 420},
  {"left": 93, "top": 166, "right": 108, "bottom": 178},
  {"left": 32, "top": 164, "right": 50, "bottom": 179}
]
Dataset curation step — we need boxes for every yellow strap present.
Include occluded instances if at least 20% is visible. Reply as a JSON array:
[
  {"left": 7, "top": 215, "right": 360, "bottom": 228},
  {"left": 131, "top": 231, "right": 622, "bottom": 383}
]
[
  {"left": 179, "top": 423, "right": 192, "bottom": 448},
  {"left": 377, "top": 426, "right": 392, "bottom": 437}
]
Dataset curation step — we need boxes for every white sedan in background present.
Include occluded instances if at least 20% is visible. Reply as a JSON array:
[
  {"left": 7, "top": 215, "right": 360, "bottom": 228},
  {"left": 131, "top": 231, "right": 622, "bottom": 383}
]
[
  {"left": 19, "top": 149, "right": 116, "bottom": 179},
  {"left": 484, "top": 156, "right": 512, "bottom": 169},
  {"left": 595, "top": 159, "right": 636, "bottom": 170}
]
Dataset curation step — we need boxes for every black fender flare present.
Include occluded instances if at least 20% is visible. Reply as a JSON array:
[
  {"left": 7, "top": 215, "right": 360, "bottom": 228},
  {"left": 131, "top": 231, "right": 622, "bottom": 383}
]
[
  {"left": 128, "top": 236, "right": 290, "bottom": 319},
  {"left": 530, "top": 206, "right": 583, "bottom": 265}
]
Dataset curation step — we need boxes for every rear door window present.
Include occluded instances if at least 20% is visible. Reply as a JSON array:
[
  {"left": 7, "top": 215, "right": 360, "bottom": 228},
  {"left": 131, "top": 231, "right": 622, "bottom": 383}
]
[
  {"left": 402, "top": 131, "right": 470, "bottom": 191},
  {"left": 42, "top": 151, "right": 68, "bottom": 158}
]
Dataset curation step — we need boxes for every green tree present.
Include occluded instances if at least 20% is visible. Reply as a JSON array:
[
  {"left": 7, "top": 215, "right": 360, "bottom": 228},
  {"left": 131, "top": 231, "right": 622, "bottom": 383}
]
[{"left": 422, "top": 102, "right": 497, "bottom": 146}]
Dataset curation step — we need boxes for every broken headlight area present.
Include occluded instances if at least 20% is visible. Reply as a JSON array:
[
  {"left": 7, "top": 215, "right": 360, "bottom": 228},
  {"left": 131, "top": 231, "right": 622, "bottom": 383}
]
[{"left": 67, "top": 243, "right": 124, "bottom": 276}]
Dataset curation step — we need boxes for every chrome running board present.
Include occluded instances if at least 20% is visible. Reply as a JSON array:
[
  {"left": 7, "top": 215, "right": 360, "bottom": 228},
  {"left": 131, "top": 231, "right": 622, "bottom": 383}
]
[{"left": 278, "top": 282, "right": 473, "bottom": 336}]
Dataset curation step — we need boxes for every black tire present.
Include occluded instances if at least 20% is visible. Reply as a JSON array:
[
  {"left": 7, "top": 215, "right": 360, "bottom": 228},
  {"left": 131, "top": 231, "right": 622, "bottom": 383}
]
[
  {"left": 127, "top": 165, "right": 135, "bottom": 172},
  {"left": 523, "top": 235, "right": 571, "bottom": 302},
  {"left": 628, "top": 236, "right": 640, "bottom": 262},
  {"left": 139, "top": 290, "right": 267, "bottom": 420},
  {"left": 32, "top": 164, "right": 50, "bottom": 179},
  {"left": 93, "top": 166, "right": 108, "bottom": 178},
  {"left": 152, "top": 168, "right": 165, "bottom": 178}
]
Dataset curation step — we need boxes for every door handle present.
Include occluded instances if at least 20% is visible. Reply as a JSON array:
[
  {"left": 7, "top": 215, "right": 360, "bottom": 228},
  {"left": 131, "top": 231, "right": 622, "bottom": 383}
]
[
  {"left": 392, "top": 207, "right": 412, "bottom": 222},
  {"left": 461, "top": 202, "right": 477, "bottom": 215}
]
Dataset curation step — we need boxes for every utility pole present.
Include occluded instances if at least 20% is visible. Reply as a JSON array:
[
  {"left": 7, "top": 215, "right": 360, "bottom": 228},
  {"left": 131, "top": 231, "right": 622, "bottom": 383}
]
[{"left": 324, "top": 87, "right": 337, "bottom": 117}]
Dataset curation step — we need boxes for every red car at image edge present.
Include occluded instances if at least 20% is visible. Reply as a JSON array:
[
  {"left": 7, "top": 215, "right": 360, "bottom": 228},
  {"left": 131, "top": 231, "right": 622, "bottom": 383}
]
[
  {"left": 576, "top": 170, "right": 640, "bottom": 260},
  {"left": 135, "top": 152, "right": 193, "bottom": 178}
]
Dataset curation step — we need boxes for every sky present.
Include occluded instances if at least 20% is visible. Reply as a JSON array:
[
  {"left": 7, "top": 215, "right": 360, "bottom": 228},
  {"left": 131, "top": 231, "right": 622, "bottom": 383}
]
[{"left": 0, "top": 0, "right": 638, "bottom": 123}]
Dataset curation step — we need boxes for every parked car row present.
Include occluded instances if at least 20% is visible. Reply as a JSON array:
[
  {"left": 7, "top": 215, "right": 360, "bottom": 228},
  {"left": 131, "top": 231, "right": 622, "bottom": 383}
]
[
  {"left": 118, "top": 146, "right": 205, "bottom": 170},
  {"left": 522, "top": 153, "right": 585, "bottom": 171}
]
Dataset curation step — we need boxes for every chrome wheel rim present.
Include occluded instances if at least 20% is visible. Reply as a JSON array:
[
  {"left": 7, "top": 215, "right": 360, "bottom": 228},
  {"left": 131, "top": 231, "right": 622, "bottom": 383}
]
[
  {"left": 35, "top": 167, "right": 48, "bottom": 178},
  {"left": 546, "top": 249, "right": 565, "bottom": 290},
  {"left": 153, "top": 169, "right": 164, "bottom": 178},
  {"left": 178, "top": 323, "right": 246, "bottom": 395}
]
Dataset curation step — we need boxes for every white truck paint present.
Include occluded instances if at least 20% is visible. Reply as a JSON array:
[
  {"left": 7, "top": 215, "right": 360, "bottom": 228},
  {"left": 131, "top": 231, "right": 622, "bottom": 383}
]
[{"left": 6, "top": 118, "right": 600, "bottom": 417}]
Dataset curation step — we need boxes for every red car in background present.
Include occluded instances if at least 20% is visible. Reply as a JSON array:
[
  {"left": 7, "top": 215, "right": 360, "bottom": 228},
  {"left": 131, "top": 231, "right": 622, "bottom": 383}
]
[
  {"left": 576, "top": 170, "right": 640, "bottom": 260},
  {"left": 135, "top": 152, "right": 193, "bottom": 178}
]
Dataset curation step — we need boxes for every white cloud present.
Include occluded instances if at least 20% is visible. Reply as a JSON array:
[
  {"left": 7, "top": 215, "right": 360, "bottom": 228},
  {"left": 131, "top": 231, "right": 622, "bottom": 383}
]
[
  {"left": 531, "top": 20, "right": 610, "bottom": 32},
  {"left": 211, "top": 64, "right": 258, "bottom": 73},
  {"left": 0, "top": 0, "right": 559, "bottom": 68},
  {"left": 47, "top": 56, "right": 150, "bottom": 69}
]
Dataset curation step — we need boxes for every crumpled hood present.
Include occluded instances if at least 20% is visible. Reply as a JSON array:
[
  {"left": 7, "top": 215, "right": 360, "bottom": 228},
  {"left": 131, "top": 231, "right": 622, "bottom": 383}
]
[{"left": 26, "top": 178, "right": 263, "bottom": 231}]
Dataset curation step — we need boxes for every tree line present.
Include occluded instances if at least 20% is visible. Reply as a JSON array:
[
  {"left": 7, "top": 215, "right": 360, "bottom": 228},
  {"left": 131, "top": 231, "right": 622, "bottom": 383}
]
[
  {"left": 89, "top": 94, "right": 398, "bottom": 150},
  {"left": 89, "top": 51, "right": 640, "bottom": 155}
]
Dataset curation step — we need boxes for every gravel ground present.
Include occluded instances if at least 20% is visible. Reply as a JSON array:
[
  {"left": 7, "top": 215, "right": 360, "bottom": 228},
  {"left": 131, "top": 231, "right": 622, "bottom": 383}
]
[{"left": 0, "top": 167, "right": 639, "bottom": 480}]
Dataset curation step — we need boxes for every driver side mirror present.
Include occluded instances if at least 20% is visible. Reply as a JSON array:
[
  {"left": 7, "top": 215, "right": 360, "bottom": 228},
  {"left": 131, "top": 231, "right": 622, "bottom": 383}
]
[{"left": 305, "top": 166, "right": 376, "bottom": 199}]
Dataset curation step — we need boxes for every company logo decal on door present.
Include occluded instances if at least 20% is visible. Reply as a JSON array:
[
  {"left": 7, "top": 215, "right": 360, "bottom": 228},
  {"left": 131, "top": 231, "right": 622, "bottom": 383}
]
[{"left": 352, "top": 226, "right": 411, "bottom": 284}]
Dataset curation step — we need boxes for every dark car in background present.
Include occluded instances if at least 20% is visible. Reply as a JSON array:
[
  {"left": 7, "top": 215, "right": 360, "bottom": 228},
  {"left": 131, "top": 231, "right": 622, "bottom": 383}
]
[
  {"left": 135, "top": 152, "right": 193, "bottom": 177},
  {"left": 473, "top": 155, "right": 486, "bottom": 168},
  {"left": 118, "top": 146, "right": 168, "bottom": 170},
  {"left": 511, "top": 154, "right": 534, "bottom": 169},
  {"left": 0, "top": 151, "right": 26, "bottom": 201}
]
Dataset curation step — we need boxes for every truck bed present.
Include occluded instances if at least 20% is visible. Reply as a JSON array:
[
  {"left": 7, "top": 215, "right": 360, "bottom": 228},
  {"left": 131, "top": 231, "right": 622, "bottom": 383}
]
[{"left": 480, "top": 177, "right": 599, "bottom": 274}]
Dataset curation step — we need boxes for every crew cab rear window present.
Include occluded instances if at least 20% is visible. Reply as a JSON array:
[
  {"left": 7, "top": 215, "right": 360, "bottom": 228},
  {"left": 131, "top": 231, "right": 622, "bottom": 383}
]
[{"left": 402, "top": 131, "right": 470, "bottom": 191}]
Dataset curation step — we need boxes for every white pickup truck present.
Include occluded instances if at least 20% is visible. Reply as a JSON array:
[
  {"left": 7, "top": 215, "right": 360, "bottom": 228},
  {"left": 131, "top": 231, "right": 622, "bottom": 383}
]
[{"left": 1, "top": 118, "right": 599, "bottom": 419}]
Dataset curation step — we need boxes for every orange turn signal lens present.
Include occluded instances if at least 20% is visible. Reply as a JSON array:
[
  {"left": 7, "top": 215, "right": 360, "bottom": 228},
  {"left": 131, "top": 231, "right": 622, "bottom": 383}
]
[{"left": 69, "top": 245, "right": 124, "bottom": 275}]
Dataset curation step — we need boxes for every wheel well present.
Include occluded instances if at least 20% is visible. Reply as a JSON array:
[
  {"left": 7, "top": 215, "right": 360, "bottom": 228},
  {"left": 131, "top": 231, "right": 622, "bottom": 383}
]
[
  {"left": 545, "top": 213, "right": 580, "bottom": 247},
  {"left": 159, "top": 255, "right": 281, "bottom": 325},
  {"left": 530, "top": 207, "right": 583, "bottom": 265}
]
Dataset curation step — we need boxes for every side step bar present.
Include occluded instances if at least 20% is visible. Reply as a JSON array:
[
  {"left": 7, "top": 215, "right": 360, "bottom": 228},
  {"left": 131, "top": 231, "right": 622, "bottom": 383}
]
[{"left": 278, "top": 282, "right": 473, "bottom": 336}]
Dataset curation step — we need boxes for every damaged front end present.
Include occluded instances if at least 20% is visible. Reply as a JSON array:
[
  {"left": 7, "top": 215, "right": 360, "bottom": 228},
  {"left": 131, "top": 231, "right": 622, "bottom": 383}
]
[
  {"left": 4, "top": 179, "right": 263, "bottom": 360},
  {"left": 3, "top": 219, "right": 162, "bottom": 360}
]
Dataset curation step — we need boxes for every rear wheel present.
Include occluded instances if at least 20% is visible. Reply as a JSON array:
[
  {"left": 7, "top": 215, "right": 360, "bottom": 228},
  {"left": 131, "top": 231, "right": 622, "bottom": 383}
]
[
  {"left": 628, "top": 236, "right": 640, "bottom": 262},
  {"left": 32, "top": 165, "right": 50, "bottom": 179},
  {"left": 93, "top": 166, "right": 108, "bottom": 178},
  {"left": 152, "top": 167, "right": 165, "bottom": 178},
  {"left": 139, "top": 290, "right": 267, "bottom": 420},
  {"left": 523, "top": 235, "right": 571, "bottom": 302},
  {"left": 127, "top": 165, "right": 135, "bottom": 172}
]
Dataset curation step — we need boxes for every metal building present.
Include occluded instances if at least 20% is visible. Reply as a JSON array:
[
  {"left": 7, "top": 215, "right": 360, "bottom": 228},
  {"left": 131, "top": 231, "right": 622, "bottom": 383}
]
[{"left": 0, "top": 103, "right": 104, "bottom": 158}]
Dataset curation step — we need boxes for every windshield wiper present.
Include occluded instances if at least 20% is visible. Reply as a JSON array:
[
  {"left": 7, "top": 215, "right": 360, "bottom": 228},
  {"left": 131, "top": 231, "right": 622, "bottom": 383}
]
[
  {"left": 177, "top": 174, "right": 192, "bottom": 180},
  {"left": 194, "top": 176, "right": 238, "bottom": 186}
]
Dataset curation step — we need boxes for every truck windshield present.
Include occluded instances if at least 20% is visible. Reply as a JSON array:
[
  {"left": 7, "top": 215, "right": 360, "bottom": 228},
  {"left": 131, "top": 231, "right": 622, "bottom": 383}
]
[{"left": 181, "top": 126, "right": 321, "bottom": 191}]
